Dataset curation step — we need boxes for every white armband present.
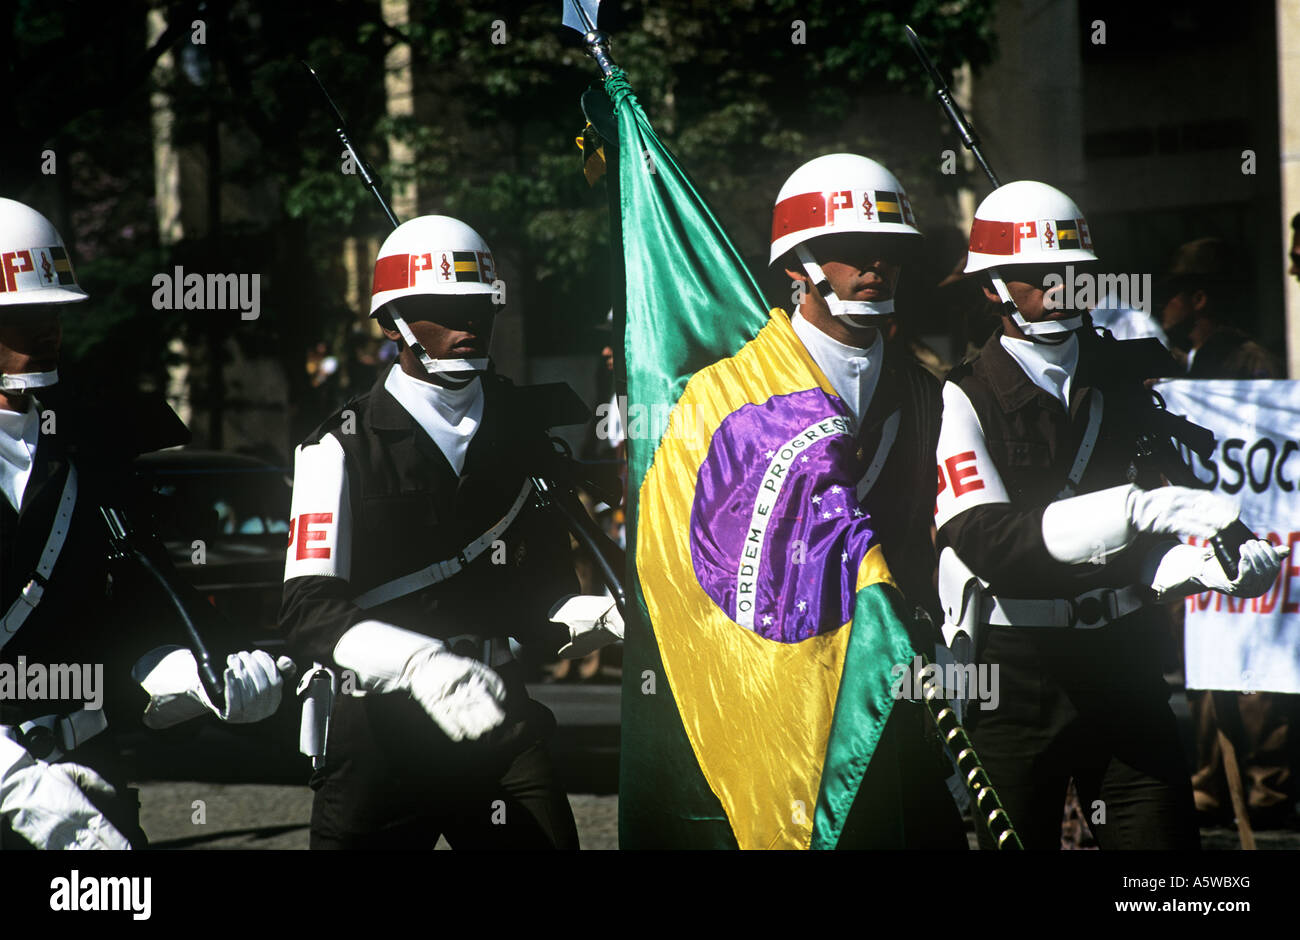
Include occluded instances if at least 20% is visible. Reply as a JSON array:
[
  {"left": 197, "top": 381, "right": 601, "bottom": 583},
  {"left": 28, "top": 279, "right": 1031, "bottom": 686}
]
[
  {"left": 285, "top": 433, "right": 353, "bottom": 582},
  {"left": 935, "top": 382, "right": 1010, "bottom": 529}
]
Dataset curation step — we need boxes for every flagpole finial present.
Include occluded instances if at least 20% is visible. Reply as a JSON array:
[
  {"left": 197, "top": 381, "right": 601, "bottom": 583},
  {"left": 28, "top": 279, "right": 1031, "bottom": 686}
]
[
  {"left": 582, "top": 29, "right": 618, "bottom": 78},
  {"left": 561, "top": 0, "right": 618, "bottom": 78}
]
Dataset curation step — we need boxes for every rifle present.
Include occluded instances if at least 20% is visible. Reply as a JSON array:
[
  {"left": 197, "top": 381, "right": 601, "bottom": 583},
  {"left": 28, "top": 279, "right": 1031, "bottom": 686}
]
[
  {"left": 301, "top": 61, "right": 627, "bottom": 617},
  {"left": 905, "top": 24, "right": 1252, "bottom": 575}
]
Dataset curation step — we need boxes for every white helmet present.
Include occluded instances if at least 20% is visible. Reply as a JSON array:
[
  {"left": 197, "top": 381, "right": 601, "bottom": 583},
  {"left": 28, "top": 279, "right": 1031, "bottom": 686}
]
[
  {"left": 769, "top": 154, "right": 921, "bottom": 321},
  {"left": 0, "top": 198, "right": 88, "bottom": 307},
  {"left": 964, "top": 181, "right": 1097, "bottom": 272},
  {"left": 369, "top": 215, "right": 500, "bottom": 376},
  {"left": 964, "top": 181, "right": 1097, "bottom": 342},
  {"left": 0, "top": 199, "right": 85, "bottom": 391}
]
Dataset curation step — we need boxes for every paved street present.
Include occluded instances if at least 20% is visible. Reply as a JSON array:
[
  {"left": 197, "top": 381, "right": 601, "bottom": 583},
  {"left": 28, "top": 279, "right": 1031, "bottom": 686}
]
[
  {"left": 138, "top": 783, "right": 619, "bottom": 849},
  {"left": 135, "top": 779, "right": 1299, "bottom": 850}
]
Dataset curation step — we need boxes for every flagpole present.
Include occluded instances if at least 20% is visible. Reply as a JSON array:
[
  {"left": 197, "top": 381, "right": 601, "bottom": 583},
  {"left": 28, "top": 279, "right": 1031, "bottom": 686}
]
[{"left": 917, "top": 659, "right": 1024, "bottom": 849}]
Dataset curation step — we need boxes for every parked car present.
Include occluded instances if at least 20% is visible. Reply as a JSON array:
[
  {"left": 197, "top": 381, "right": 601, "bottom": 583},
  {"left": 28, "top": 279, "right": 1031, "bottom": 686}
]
[{"left": 134, "top": 449, "right": 292, "bottom": 653}]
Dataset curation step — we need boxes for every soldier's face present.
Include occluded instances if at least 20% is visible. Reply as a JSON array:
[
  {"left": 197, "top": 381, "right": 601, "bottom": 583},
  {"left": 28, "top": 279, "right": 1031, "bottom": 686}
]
[
  {"left": 785, "top": 233, "right": 904, "bottom": 339},
  {"left": 0, "top": 306, "right": 62, "bottom": 397},
  {"left": 810, "top": 233, "right": 903, "bottom": 307},
  {"left": 985, "top": 263, "right": 1081, "bottom": 323},
  {"left": 381, "top": 295, "right": 496, "bottom": 381}
]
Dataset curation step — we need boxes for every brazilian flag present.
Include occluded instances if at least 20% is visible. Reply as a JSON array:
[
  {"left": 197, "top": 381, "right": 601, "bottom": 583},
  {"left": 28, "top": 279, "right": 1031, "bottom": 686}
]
[{"left": 601, "top": 69, "right": 919, "bottom": 849}]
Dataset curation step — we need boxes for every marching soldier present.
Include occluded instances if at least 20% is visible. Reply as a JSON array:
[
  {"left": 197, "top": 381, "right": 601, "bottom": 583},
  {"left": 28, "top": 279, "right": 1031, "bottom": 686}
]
[
  {"left": 0, "top": 198, "right": 289, "bottom": 850},
  {"left": 934, "top": 181, "right": 1285, "bottom": 849},
  {"left": 769, "top": 154, "right": 966, "bottom": 848},
  {"left": 280, "top": 215, "right": 620, "bottom": 849}
]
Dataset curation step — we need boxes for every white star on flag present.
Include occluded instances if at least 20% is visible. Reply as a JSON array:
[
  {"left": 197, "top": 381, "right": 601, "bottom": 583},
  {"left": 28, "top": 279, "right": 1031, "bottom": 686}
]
[
  {"left": 852, "top": 508, "right": 864, "bottom": 517},
  {"left": 765, "top": 450, "right": 775, "bottom": 459},
  {"left": 811, "top": 495, "right": 822, "bottom": 504},
  {"left": 796, "top": 600, "right": 807, "bottom": 612},
  {"left": 762, "top": 614, "right": 773, "bottom": 626},
  {"left": 822, "top": 511, "right": 832, "bottom": 519},
  {"left": 801, "top": 456, "right": 810, "bottom": 463},
  {"left": 830, "top": 485, "right": 842, "bottom": 494},
  {"left": 834, "top": 506, "right": 843, "bottom": 513},
  {"left": 841, "top": 552, "right": 849, "bottom": 563}
]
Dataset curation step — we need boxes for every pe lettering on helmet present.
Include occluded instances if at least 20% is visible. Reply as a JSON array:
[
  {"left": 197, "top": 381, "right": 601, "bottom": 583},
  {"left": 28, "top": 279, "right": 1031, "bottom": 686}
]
[
  {"left": 935, "top": 383, "right": 1010, "bottom": 529},
  {"left": 1, "top": 247, "right": 76, "bottom": 295},
  {"left": 284, "top": 435, "right": 352, "bottom": 581}
]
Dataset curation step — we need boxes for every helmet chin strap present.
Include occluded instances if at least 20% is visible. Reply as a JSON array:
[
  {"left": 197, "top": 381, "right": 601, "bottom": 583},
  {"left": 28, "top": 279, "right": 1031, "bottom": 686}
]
[
  {"left": 795, "top": 245, "right": 894, "bottom": 323},
  {"left": 390, "top": 309, "right": 489, "bottom": 378},
  {"left": 0, "top": 369, "right": 59, "bottom": 392},
  {"left": 987, "top": 268, "right": 1082, "bottom": 345}
]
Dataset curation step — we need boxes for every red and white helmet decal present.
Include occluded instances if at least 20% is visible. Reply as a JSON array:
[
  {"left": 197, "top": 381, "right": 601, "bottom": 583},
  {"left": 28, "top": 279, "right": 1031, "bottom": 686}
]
[
  {"left": 934, "top": 382, "right": 1010, "bottom": 530},
  {"left": 371, "top": 249, "right": 497, "bottom": 295},
  {"left": 285, "top": 433, "right": 353, "bottom": 582}
]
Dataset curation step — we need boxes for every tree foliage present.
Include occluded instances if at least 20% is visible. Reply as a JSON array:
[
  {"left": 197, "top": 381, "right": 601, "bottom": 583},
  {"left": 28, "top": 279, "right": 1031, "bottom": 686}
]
[{"left": 6, "top": 0, "right": 996, "bottom": 417}]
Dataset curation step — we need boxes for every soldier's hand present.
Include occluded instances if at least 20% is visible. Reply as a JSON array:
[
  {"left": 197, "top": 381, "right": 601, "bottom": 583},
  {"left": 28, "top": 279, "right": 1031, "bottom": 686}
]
[
  {"left": 550, "top": 594, "right": 624, "bottom": 660},
  {"left": 332, "top": 621, "right": 507, "bottom": 741},
  {"left": 208, "top": 651, "right": 295, "bottom": 724},
  {"left": 1148, "top": 540, "right": 1287, "bottom": 600},
  {"left": 403, "top": 648, "right": 507, "bottom": 742},
  {"left": 0, "top": 739, "right": 132, "bottom": 850},
  {"left": 1212, "top": 540, "right": 1287, "bottom": 597},
  {"left": 134, "top": 646, "right": 293, "bottom": 729}
]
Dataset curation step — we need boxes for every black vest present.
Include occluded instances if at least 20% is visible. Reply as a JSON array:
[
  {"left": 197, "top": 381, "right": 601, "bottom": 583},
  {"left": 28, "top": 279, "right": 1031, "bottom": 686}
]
[{"left": 302, "top": 372, "right": 576, "bottom": 646}]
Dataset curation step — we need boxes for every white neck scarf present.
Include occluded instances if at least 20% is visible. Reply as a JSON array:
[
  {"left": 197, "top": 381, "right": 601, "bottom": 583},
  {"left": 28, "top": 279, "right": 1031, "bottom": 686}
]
[
  {"left": 384, "top": 364, "right": 485, "bottom": 476},
  {"left": 0, "top": 400, "right": 40, "bottom": 511},
  {"left": 1000, "top": 332, "right": 1079, "bottom": 409},
  {"left": 791, "top": 310, "right": 883, "bottom": 428}
]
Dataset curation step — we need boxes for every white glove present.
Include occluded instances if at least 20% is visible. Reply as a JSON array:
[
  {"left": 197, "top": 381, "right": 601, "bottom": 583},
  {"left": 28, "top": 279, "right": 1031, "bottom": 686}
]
[
  {"left": 1145, "top": 540, "right": 1288, "bottom": 601},
  {"left": 133, "top": 646, "right": 294, "bottom": 730},
  {"left": 550, "top": 595, "right": 625, "bottom": 660},
  {"left": 1042, "top": 484, "right": 1243, "bottom": 565},
  {"left": 0, "top": 733, "right": 131, "bottom": 850},
  {"left": 333, "top": 620, "right": 506, "bottom": 742}
]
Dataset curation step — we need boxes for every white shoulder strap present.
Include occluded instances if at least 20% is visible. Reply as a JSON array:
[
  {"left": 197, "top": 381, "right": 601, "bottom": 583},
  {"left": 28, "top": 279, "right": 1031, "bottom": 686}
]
[
  {"left": 354, "top": 479, "right": 535, "bottom": 610},
  {"left": 1, "top": 463, "right": 79, "bottom": 650},
  {"left": 1057, "top": 389, "right": 1104, "bottom": 499},
  {"left": 855, "top": 409, "right": 902, "bottom": 501}
]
